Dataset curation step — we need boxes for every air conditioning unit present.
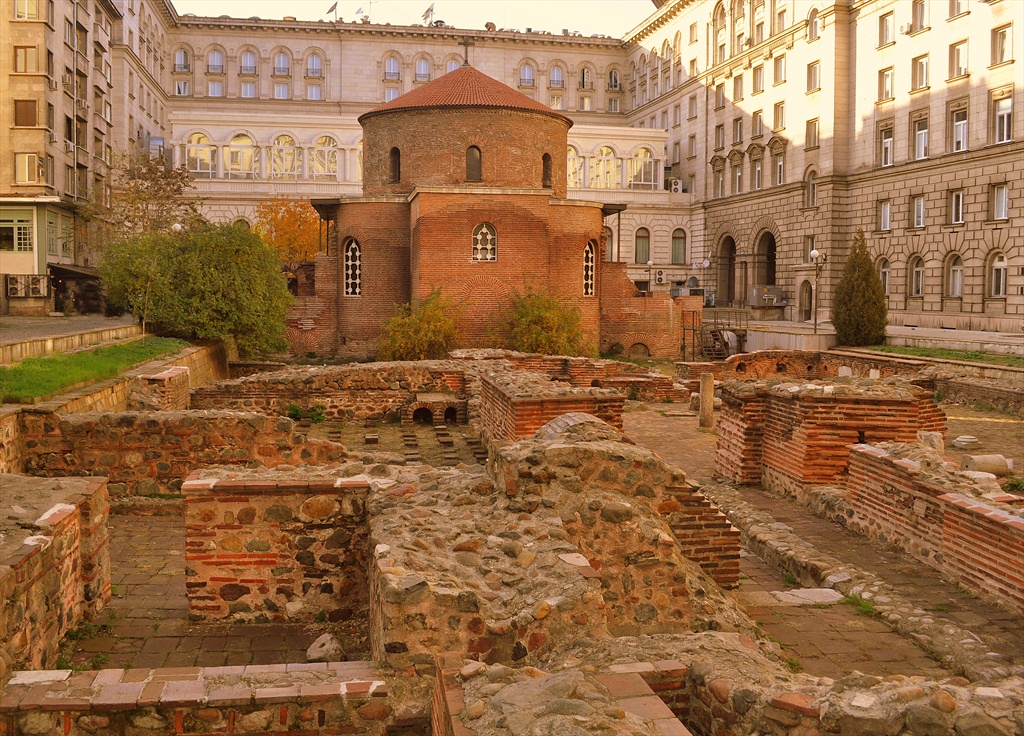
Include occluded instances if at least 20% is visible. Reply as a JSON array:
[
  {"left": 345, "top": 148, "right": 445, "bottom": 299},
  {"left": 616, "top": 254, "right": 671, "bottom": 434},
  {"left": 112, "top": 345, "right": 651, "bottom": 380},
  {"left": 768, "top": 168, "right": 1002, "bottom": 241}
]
[
  {"left": 655, "top": 270, "right": 666, "bottom": 285},
  {"left": 899, "top": 24, "right": 910, "bottom": 34},
  {"left": 62, "top": 73, "right": 74, "bottom": 85},
  {"left": 670, "top": 178, "right": 685, "bottom": 193},
  {"left": 49, "top": 132, "right": 57, "bottom": 143},
  {"left": 65, "top": 140, "right": 76, "bottom": 153},
  {"left": 76, "top": 99, "right": 88, "bottom": 109},
  {"left": 48, "top": 78, "right": 58, "bottom": 90},
  {"left": 28, "top": 275, "right": 49, "bottom": 297}
]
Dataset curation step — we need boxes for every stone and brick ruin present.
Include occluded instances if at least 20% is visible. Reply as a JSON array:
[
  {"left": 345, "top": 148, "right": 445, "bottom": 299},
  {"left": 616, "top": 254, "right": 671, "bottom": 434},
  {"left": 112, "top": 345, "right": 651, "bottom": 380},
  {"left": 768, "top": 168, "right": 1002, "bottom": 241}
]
[{"left": 2, "top": 343, "right": 1023, "bottom": 736}]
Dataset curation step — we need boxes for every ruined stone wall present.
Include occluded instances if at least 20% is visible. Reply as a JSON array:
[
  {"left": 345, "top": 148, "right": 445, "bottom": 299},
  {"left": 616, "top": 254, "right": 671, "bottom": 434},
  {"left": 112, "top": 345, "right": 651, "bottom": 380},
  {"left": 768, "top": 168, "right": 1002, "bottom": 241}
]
[
  {"left": 715, "top": 389, "right": 767, "bottom": 485},
  {"left": 845, "top": 445, "right": 1024, "bottom": 614},
  {"left": 0, "top": 478, "right": 109, "bottom": 671},
  {"left": 17, "top": 411, "right": 346, "bottom": 499},
  {"left": 477, "top": 372, "right": 625, "bottom": 442},
  {"left": 190, "top": 363, "right": 465, "bottom": 423},
  {"left": 661, "top": 486, "right": 740, "bottom": 591},
  {"left": 181, "top": 476, "right": 370, "bottom": 623},
  {"left": 0, "top": 408, "right": 18, "bottom": 473},
  {"left": 131, "top": 366, "right": 191, "bottom": 411},
  {"left": 935, "top": 376, "right": 1024, "bottom": 415}
]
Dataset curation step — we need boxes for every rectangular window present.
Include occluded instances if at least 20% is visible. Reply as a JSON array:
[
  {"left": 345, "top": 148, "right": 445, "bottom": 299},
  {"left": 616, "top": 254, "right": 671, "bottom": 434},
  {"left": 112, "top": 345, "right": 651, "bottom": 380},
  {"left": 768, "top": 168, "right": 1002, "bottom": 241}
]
[
  {"left": 241, "top": 82, "right": 256, "bottom": 98},
  {"left": 773, "top": 101, "right": 785, "bottom": 130},
  {"left": 912, "top": 55, "right": 929, "bottom": 90},
  {"left": 880, "top": 200, "right": 891, "bottom": 231},
  {"left": 384, "top": 87, "right": 399, "bottom": 102},
  {"left": 713, "top": 168, "right": 724, "bottom": 198},
  {"left": 689, "top": 22, "right": 698, "bottom": 43},
  {"left": 992, "top": 184, "right": 1009, "bottom": 220},
  {"left": 687, "top": 94, "right": 697, "bottom": 119},
  {"left": 15, "top": 152, "right": 40, "bottom": 185},
  {"left": 994, "top": 96, "right": 1012, "bottom": 143},
  {"left": 806, "top": 61, "right": 820, "bottom": 92},
  {"left": 580, "top": 96, "right": 592, "bottom": 111},
  {"left": 952, "top": 108, "right": 968, "bottom": 151},
  {"left": 174, "top": 80, "right": 189, "bottom": 96},
  {"left": 13, "top": 99, "right": 37, "bottom": 127},
  {"left": 14, "top": 0, "right": 41, "bottom": 18},
  {"left": 274, "top": 83, "right": 289, "bottom": 99},
  {"left": 752, "top": 158, "right": 762, "bottom": 190},
  {"left": 608, "top": 97, "right": 620, "bottom": 113},
  {"left": 753, "top": 64, "right": 763, "bottom": 93},
  {"left": 913, "top": 195, "right": 926, "bottom": 228},
  {"left": 307, "top": 83, "right": 322, "bottom": 100},
  {"left": 715, "top": 83, "right": 725, "bottom": 108},
  {"left": 673, "top": 104, "right": 681, "bottom": 126},
  {"left": 878, "top": 67, "right": 893, "bottom": 100},
  {"left": 775, "top": 6, "right": 786, "bottom": 32},
  {"left": 949, "top": 0, "right": 964, "bottom": 17},
  {"left": 755, "top": 21, "right": 764, "bottom": 44},
  {"left": 14, "top": 46, "right": 38, "bottom": 72},
  {"left": 733, "top": 164, "right": 742, "bottom": 194},
  {"left": 914, "top": 116, "right": 929, "bottom": 159},
  {"left": 911, "top": 0, "right": 926, "bottom": 32},
  {"left": 949, "top": 41, "right": 968, "bottom": 77},
  {"left": 715, "top": 124, "right": 725, "bottom": 149},
  {"left": 806, "top": 118, "right": 819, "bottom": 148},
  {"left": 733, "top": 117, "right": 743, "bottom": 143},
  {"left": 550, "top": 94, "right": 562, "bottom": 110},
  {"left": 687, "top": 134, "right": 697, "bottom": 157},
  {"left": 733, "top": 75, "right": 743, "bottom": 100},
  {"left": 773, "top": 150, "right": 784, "bottom": 185},
  {"left": 689, "top": 58, "right": 697, "bottom": 76},
  {"left": 208, "top": 80, "right": 223, "bottom": 97},
  {"left": 672, "top": 142, "right": 680, "bottom": 163},
  {"left": 753, "top": 110, "right": 763, "bottom": 137},
  {"left": 950, "top": 189, "right": 965, "bottom": 223},
  {"left": 991, "top": 256, "right": 1007, "bottom": 297},
  {"left": 774, "top": 54, "right": 786, "bottom": 84},
  {"left": 880, "top": 125, "right": 893, "bottom": 166},
  {"left": 992, "top": 25, "right": 1010, "bottom": 65},
  {"left": 661, "top": 110, "right": 669, "bottom": 129}
]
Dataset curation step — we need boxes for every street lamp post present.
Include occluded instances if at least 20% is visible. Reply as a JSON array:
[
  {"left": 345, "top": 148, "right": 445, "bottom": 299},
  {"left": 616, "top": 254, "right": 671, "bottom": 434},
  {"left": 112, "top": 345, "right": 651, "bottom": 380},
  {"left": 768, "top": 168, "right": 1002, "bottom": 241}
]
[
  {"left": 647, "top": 260, "right": 654, "bottom": 296},
  {"left": 809, "top": 248, "right": 828, "bottom": 335}
]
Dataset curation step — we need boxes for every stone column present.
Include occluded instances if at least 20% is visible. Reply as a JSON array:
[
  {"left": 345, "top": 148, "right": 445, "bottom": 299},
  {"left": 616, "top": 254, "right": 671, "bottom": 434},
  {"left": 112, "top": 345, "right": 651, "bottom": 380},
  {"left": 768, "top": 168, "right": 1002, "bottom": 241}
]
[{"left": 699, "top": 372, "right": 714, "bottom": 429}]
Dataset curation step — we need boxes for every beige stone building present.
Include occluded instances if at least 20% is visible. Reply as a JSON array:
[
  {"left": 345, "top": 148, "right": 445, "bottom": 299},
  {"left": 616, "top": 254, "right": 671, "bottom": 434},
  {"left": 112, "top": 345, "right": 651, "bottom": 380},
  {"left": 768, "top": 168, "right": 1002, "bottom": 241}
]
[{"left": 2, "top": 0, "right": 1019, "bottom": 333}]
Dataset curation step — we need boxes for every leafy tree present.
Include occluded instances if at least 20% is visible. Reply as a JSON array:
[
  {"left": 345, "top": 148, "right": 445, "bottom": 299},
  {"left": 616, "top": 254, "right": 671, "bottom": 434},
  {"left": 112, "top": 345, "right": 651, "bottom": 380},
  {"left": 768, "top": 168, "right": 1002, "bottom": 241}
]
[
  {"left": 253, "top": 196, "right": 322, "bottom": 273},
  {"left": 376, "top": 289, "right": 461, "bottom": 361},
  {"left": 831, "top": 228, "right": 888, "bottom": 346},
  {"left": 82, "top": 153, "right": 204, "bottom": 243},
  {"left": 496, "top": 288, "right": 589, "bottom": 356},
  {"left": 101, "top": 224, "right": 292, "bottom": 357}
]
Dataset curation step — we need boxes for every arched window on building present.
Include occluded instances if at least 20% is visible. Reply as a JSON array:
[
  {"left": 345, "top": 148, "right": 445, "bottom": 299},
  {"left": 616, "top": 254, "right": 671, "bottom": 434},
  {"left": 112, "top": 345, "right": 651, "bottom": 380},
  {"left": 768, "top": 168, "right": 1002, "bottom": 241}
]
[
  {"left": 542, "top": 153, "right": 552, "bottom": 188},
  {"left": 590, "top": 146, "right": 621, "bottom": 189},
  {"left": 270, "top": 134, "right": 301, "bottom": 179},
  {"left": 634, "top": 227, "right": 651, "bottom": 264},
  {"left": 604, "top": 226, "right": 615, "bottom": 262},
  {"left": 671, "top": 229, "right": 687, "bottom": 264},
  {"left": 466, "top": 146, "right": 482, "bottom": 181},
  {"left": 415, "top": 58, "right": 431, "bottom": 82},
  {"left": 224, "top": 133, "right": 258, "bottom": 179},
  {"left": 311, "top": 135, "right": 338, "bottom": 180},
  {"left": 385, "top": 56, "right": 400, "bottom": 80},
  {"left": 447, "top": 59, "right": 461, "bottom": 73},
  {"left": 808, "top": 9, "right": 820, "bottom": 40},
  {"left": 877, "top": 258, "right": 890, "bottom": 296},
  {"left": 520, "top": 63, "right": 534, "bottom": 87},
  {"left": 713, "top": 4, "right": 727, "bottom": 63},
  {"left": 567, "top": 145, "right": 584, "bottom": 188},
  {"left": 550, "top": 65, "right": 564, "bottom": 88},
  {"left": 185, "top": 133, "right": 214, "bottom": 178},
  {"left": 579, "top": 66, "right": 592, "bottom": 90},
  {"left": 174, "top": 48, "right": 190, "bottom": 72},
  {"left": 989, "top": 252, "right": 1008, "bottom": 297},
  {"left": 274, "top": 52, "right": 290, "bottom": 76},
  {"left": 805, "top": 170, "right": 818, "bottom": 207},
  {"left": 344, "top": 239, "right": 361, "bottom": 296},
  {"left": 389, "top": 147, "right": 401, "bottom": 183},
  {"left": 608, "top": 69, "right": 620, "bottom": 90},
  {"left": 240, "top": 51, "right": 257, "bottom": 75},
  {"left": 629, "top": 147, "right": 657, "bottom": 190},
  {"left": 909, "top": 255, "right": 925, "bottom": 297},
  {"left": 946, "top": 254, "right": 963, "bottom": 297},
  {"left": 472, "top": 223, "right": 497, "bottom": 261},
  {"left": 207, "top": 50, "right": 224, "bottom": 74},
  {"left": 307, "top": 53, "right": 323, "bottom": 78},
  {"left": 584, "top": 242, "right": 596, "bottom": 296}
]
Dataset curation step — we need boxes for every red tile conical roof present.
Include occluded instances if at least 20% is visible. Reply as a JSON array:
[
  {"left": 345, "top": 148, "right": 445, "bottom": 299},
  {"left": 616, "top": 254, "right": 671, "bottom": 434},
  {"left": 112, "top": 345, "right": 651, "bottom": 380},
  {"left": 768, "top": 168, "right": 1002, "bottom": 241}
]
[{"left": 358, "top": 65, "right": 572, "bottom": 126}]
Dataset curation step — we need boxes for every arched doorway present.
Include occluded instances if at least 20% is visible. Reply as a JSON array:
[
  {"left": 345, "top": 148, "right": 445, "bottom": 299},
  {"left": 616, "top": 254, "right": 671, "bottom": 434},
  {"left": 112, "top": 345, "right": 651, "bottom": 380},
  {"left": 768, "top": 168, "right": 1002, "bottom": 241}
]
[
  {"left": 753, "top": 231, "right": 777, "bottom": 286},
  {"left": 717, "top": 237, "right": 737, "bottom": 306},
  {"left": 412, "top": 408, "right": 433, "bottom": 424},
  {"left": 799, "top": 280, "right": 812, "bottom": 321}
]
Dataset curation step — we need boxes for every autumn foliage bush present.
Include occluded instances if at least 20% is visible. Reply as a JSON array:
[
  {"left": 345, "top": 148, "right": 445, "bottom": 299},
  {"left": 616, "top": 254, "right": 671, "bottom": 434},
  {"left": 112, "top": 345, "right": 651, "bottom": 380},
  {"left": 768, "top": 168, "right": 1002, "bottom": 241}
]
[{"left": 375, "top": 289, "right": 462, "bottom": 361}]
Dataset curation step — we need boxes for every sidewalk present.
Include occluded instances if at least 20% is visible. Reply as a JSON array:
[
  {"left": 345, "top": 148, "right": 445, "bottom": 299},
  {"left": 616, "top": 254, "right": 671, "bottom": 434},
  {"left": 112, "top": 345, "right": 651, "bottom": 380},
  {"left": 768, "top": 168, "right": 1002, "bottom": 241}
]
[{"left": 0, "top": 314, "right": 137, "bottom": 345}]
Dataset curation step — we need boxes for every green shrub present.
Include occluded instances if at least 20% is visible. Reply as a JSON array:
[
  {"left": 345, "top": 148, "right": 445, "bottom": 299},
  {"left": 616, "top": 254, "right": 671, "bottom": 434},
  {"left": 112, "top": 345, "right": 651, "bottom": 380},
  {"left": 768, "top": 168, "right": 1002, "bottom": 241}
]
[
  {"left": 376, "top": 288, "right": 462, "bottom": 361},
  {"left": 495, "top": 288, "right": 589, "bottom": 356},
  {"left": 286, "top": 404, "right": 303, "bottom": 421},
  {"left": 831, "top": 228, "right": 888, "bottom": 347},
  {"left": 309, "top": 404, "right": 327, "bottom": 423}
]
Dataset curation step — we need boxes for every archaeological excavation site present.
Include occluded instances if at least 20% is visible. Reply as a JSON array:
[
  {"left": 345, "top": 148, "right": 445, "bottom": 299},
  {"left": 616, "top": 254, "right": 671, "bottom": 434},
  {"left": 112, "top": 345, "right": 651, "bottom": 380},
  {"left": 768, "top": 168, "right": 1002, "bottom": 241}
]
[{"left": 1, "top": 335, "right": 1023, "bottom": 736}]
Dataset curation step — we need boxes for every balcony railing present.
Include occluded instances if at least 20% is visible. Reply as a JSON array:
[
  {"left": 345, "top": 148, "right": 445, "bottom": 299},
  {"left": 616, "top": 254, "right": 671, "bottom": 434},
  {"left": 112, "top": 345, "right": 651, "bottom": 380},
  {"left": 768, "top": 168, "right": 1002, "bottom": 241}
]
[
  {"left": 384, "top": 71, "right": 400, "bottom": 80},
  {"left": 174, "top": 63, "right": 190, "bottom": 72},
  {"left": 273, "top": 66, "right": 290, "bottom": 76},
  {"left": 305, "top": 68, "right": 322, "bottom": 78},
  {"left": 240, "top": 65, "right": 257, "bottom": 75},
  {"left": 207, "top": 64, "right": 224, "bottom": 74}
]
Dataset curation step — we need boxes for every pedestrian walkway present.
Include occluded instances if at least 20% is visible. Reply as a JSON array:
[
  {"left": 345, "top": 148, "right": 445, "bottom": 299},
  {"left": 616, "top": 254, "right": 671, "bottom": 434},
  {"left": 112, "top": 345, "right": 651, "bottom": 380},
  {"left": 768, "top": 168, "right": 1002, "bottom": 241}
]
[{"left": 0, "top": 314, "right": 136, "bottom": 345}]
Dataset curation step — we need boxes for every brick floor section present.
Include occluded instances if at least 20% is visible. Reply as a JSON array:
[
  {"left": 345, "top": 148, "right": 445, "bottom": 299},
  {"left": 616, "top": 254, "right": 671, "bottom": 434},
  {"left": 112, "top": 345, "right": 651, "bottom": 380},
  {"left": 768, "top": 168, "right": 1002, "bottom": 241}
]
[
  {"left": 623, "top": 405, "right": 1024, "bottom": 679},
  {"left": 59, "top": 516, "right": 368, "bottom": 670}
]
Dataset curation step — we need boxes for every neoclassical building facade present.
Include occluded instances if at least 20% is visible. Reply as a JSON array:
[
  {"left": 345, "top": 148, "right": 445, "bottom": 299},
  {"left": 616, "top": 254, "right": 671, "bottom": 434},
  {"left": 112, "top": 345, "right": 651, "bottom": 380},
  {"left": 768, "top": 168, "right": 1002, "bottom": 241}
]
[{"left": 2, "top": 0, "right": 1020, "bottom": 333}]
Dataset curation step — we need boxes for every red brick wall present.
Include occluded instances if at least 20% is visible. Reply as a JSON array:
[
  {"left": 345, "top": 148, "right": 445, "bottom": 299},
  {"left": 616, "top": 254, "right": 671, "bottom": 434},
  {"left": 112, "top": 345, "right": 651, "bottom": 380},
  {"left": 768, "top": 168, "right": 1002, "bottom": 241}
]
[
  {"left": 361, "top": 107, "right": 570, "bottom": 198},
  {"left": 661, "top": 486, "right": 741, "bottom": 590},
  {"left": 181, "top": 477, "right": 370, "bottom": 623},
  {"left": 715, "top": 388, "right": 767, "bottom": 485}
]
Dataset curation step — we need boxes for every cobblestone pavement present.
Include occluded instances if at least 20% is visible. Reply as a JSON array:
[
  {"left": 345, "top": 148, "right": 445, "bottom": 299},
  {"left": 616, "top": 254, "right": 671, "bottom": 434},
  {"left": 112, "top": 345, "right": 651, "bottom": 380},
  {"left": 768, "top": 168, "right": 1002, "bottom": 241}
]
[
  {"left": 623, "top": 404, "right": 1024, "bottom": 680},
  {"left": 0, "top": 314, "right": 136, "bottom": 345},
  {"left": 60, "top": 516, "right": 368, "bottom": 670}
]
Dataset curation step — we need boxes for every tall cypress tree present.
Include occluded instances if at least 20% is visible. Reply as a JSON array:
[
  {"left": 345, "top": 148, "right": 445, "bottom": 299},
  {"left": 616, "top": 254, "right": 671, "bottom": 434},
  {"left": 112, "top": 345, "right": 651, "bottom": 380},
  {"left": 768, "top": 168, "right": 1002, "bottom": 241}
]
[{"left": 831, "top": 228, "right": 888, "bottom": 346}]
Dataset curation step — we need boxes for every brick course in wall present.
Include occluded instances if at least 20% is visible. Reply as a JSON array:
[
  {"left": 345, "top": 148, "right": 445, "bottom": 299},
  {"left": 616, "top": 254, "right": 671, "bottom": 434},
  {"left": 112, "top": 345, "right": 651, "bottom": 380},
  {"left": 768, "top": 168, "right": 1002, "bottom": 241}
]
[{"left": 181, "top": 476, "right": 370, "bottom": 623}]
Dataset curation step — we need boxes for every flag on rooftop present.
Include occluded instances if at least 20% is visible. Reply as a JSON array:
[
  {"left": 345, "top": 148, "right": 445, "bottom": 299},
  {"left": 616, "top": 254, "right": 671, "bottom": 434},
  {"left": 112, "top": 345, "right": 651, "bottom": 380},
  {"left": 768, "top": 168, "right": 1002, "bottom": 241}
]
[
  {"left": 355, "top": 6, "right": 364, "bottom": 16},
  {"left": 422, "top": 3, "right": 434, "bottom": 22},
  {"left": 326, "top": 2, "right": 337, "bottom": 13}
]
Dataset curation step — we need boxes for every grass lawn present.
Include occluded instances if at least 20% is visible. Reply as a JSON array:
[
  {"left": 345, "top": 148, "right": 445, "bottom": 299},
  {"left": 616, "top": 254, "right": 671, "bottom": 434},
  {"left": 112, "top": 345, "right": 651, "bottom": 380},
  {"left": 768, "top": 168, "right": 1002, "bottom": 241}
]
[
  {"left": 868, "top": 345, "right": 1024, "bottom": 369},
  {"left": 0, "top": 337, "right": 189, "bottom": 402}
]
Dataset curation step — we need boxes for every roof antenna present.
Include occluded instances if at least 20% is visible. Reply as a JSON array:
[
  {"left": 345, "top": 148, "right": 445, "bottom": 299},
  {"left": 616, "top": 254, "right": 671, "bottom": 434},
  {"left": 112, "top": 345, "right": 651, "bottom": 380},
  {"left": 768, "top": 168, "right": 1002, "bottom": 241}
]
[{"left": 459, "top": 36, "right": 474, "bottom": 66}]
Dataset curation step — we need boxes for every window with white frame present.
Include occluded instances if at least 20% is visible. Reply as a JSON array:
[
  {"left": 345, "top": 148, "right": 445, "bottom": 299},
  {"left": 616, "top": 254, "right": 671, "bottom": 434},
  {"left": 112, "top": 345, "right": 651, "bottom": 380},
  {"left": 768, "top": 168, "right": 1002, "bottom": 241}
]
[
  {"left": 14, "top": 153, "right": 39, "bottom": 184},
  {"left": 733, "top": 117, "right": 744, "bottom": 143},
  {"left": 909, "top": 256, "right": 925, "bottom": 296},
  {"left": 806, "top": 118, "right": 819, "bottom": 148},
  {"left": 912, "top": 195, "right": 926, "bottom": 228},
  {"left": 208, "top": 50, "right": 224, "bottom": 74},
  {"left": 634, "top": 227, "right": 650, "bottom": 263},
  {"left": 946, "top": 254, "right": 963, "bottom": 297},
  {"left": 715, "top": 124, "right": 725, "bottom": 149},
  {"left": 880, "top": 125, "right": 894, "bottom": 166},
  {"left": 241, "top": 82, "right": 255, "bottom": 98},
  {"left": 806, "top": 61, "right": 820, "bottom": 92},
  {"left": 416, "top": 58, "right": 430, "bottom": 82},
  {"left": 949, "top": 41, "right": 968, "bottom": 78},
  {"left": 185, "top": 133, "right": 214, "bottom": 178},
  {"left": 805, "top": 171, "right": 818, "bottom": 206},
  {"left": 629, "top": 148, "right": 658, "bottom": 189},
  {"left": 174, "top": 49, "right": 190, "bottom": 72},
  {"left": 583, "top": 242, "right": 595, "bottom": 295},
  {"left": 687, "top": 134, "right": 697, "bottom": 158},
  {"left": 311, "top": 135, "right": 338, "bottom": 180},
  {"left": 879, "top": 12, "right": 894, "bottom": 46},
  {"left": 808, "top": 10, "right": 820, "bottom": 40},
  {"left": 775, "top": 4, "right": 787, "bottom": 33},
  {"left": 950, "top": 189, "right": 965, "bottom": 224},
  {"left": 274, "top": 53, "right": 290, "bottom": 76},
  {"left": 753, "top": 65, "right": 764, "bottom": 94},
  {"left": 913, "top": 116, "right": 929, "bottom": 159},
  {"left": 447, "top": 60, "right": 461, "bottom": 73},
  {"left": 732, "top": 159, "right": 743, "bottom": 194},
  {"left": 307, "top": 54, "right": 322, "bottom": 78},
  {"left": 271, "top": 134, "right": 300, "bottom": 179},
  {"left": 472, "top": 223, "right": 497, "bottom": 261},
  {"left": 519, "top": 63, "right": 534, "bottom": 87},
  {"left": 14, "top": 0, "right": 42, "bottom": 19},
  {"left": 274, "top": 83, "right": 289, "bottom": 99},
  {"left": 751, "top": 155, "right": 763, "bottom": 190},
  {"left": 989, "top": 253, "right": 1008, "bottom": 297},
  {"left": 671, "top": 229, "right": 686, "bottom": 264},
  {"left": 753, "top": 110, "right": 763, "bottom": 137},
  {"left": 608, "top": 98, "right": 620, "bottom": 113},
  {"left": 992, "top": 25, "right": 1010, "bottom": 65},
  {"left": 344, "top": 240, "right": 361, "bottom": 296},
  {"left": 878, "top": 258, "right": 890, "bottom": 295},
  {"left": 549, "top": 65, "right": 563, "bottom": 88},
  {"left": 912, "top": 55, "right": 929, "bottom": 90},
  {"left": 240, "top": 51, "right": 257, "bottom": 75},
  {"left": 773, "top": 101, "right": 785, "bottom": 130},
  {"left": 911, "top": 0, "right": 927, "bottom": 32},
  {"left": 774, "top": 54, "right": 786, "bottom": 84},
  {"left": 993, "top": 95, "right": 1012, "bottom": 143},
  {"left": 688, "top": 94, "right": 697, "bottom": 118},
  {"left": 589, "top": 146, "right": 620, "bottom": 188},
  {"left": 549, "top": 94, "right": 562, "bottom": 110},
  {"left": 879, "top": 200, "right": 891, "bottom": 231},
  {"left": 307, "top": 84, "right": 321, "bottom": 100},
  {"left": 224, "top": 133, "right": 258, "bottom": 179},
  {"left": 384, "top": 57, "right": 400, "bottom": 81},
  {"left": 0, "top": 213, "right": 33, "bottom": 251},
  {"left": 175, "top": 80, "right": 190, "bottom": 96},
  {"left": 713, "top": 164, "right": 725, "bottom": 198},
  {"left": 208, "top": 81, "right": 223, "bottom": 97},
  {"left": 949, "top": 0, "right": 964, "bottom": 18},
  {"left": 992, "top": 184, "right": 1009, "bottom": 220},
  {"left": 715, "top": 84, "right": 725, "bottom": 108},
  {"left": 952, "top": 107, "right": 968, "bottom": 151},
  {"left": 384, "top": 87, "right": 399, "bottom": 102},
  {"left": 878, "top": 67, "right": 893, "bottom": 101},
  {"left": 772, "top": 148, "right": 784, "bottom": 185},
  {"left": 733, "top": 74, "right": 743, "bottom": 100}
]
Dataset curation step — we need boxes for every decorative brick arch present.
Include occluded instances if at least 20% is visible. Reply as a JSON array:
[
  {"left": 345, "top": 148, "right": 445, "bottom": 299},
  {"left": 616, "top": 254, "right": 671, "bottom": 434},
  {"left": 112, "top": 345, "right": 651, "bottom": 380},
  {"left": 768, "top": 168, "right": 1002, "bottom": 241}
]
[
  {"left": 745, "top": 215, "right": 781, "bottom": 255},
  {"left": 401, "top": 398, "right": 467, "bottom": 425}
]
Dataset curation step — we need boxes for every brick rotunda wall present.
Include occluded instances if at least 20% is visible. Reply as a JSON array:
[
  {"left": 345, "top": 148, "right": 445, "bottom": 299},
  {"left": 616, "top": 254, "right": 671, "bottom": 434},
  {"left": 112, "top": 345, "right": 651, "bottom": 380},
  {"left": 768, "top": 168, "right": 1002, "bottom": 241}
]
[{"left": 181, "top": 475, "right": 371, "bottom": 623}]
